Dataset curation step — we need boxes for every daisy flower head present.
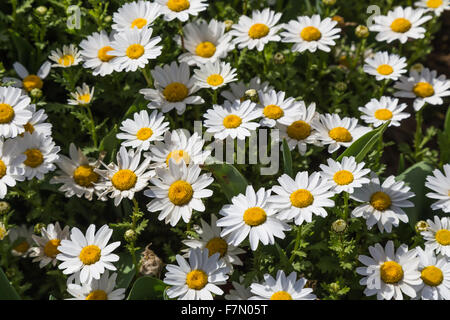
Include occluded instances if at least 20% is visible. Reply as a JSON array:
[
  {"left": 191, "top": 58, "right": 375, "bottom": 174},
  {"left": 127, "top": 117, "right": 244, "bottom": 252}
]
[
  {"left": 0, "top": 139, "right": 25, "bottom": 199},
  {"left": 313, "top": 113, "right": 371, "bottom": 154},
  {"left": 56, "top": 224, "right": 120, "bottom": 284},
  {"left": 8, "top": 224, "right": 34, "bottom": 257},
  {"left": 164, "top": 247, "right": 229, "bottom": 300},
  {"left": 66, "top": 270, "right": 126, "bottom": 300},
  {"left": 415, "top": 247, "right": 450, "bottom": 300},
  {"left": 425, "top": 164, "right": 450, "bottom": 213},
  {"left": 249, "top": 270, "right": 316, "bottom": 300},
  {"left": 193, "top": 61, "right": 237, "bottom": 90},
  {"left": 217, "top": 185, "right": 291, "bottom": 251},
  {"left": 112, "top": 1, "right": 162, "bottom": 32},
  {"left": 394, "top": 67, "right": 450, "bottom": 111},
  {"left": 225, "top": 278, "right": 253, "bottom": 300},
  {"left": 269, "top": 171, "right": 335, "bottom": 226},
  {"left": 415, "top": 0, "right": 450, "bottom": 16},
  {"left": 358, "top": 96, "right": 410, "bottom": 128},
  {"left": 369, "top": 6, "right": 432, "bottom": 44},
  {"left": 156, "top": 0, "right": 208, "bottom": 22},
  {"left": 67, "top": 83, "right": 95, "bottom": 106},
  {"left": 182, "top": 214, "right": 245, "bottom": 269},
  {"left": 117, "top": 110, "right": 170, "bottom": 151},
  {"left": 22, "top": 104, "right": 52, "bottom": 137},
  {"left": 178, "top": 19, "right": 233, "bottom": 66},
  {"left": 0, "top": 86, "right": 33, "bottom": 138},
  {"left": 30, "top": 222, "right": 70, "bottom": 268},
  {"left": 257, "top": 90, "right": 302, "bottom": 128},
  {"left": 351, "top": 174, "right": 415, "bottom": 233},
  {"left": 363, "top": 51, "right": 408, "bottom": 81},
  {"left": 356, "top": 240, "right": 421, "bottom": 300},
  {"left": 203, "top": 99, "right": 260, "bottom": 140},
  {"left": 281, "top": 15, "right": 341, "bottom": 53},
  {"left": 139, "top": 61, "right": 204, "bottom": 115},
  {"left": 229, "top": 8, "right": 282, "bottom": 52},
  {"left": 3, "top": 61, "right": 51, "bottom": 92},
  {"left": 48, "top": 44, "right": 82, "bottom": 68},
  {"left": 421, "top": 216, "right": 450, "bottom": 258},
  {"left": 50, "top": 143, "right": 104, "bottom": 201},
  {"left": 95, "top": 146, "right": 153, "bottom": 206},
  {"left": 79, "top": 31, "right": 117, "bottom": 77},
  {"left": 221, "top": 76, "right": 273, "bottom": 103},
  {"left": 110, "top": 27, "right": 162, "bottom": 72},
  {"left": 145, "top": 158, "right": 213, "bottom": 226},
  {"left": 319, "top": 156, "right": 371, "bottom": 194}
]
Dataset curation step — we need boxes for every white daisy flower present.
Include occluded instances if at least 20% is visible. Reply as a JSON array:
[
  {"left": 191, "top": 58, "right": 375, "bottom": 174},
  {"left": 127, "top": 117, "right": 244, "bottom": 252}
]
[
  {"left": 163, "top": 247, "right": 229, "bottom": 300},
  {"left": 319, "top": 156, "right": 371, "bottom": 194},
  {"left": 394, "top": 67, "right": 450, "bottom": 111},
  {"left": 421, "top": 216, "right": 450, "bottom": 258},
  {"left": 67, "top": 83, "right": 95, "bottom": 106},
  {"left": 425, "top": 164, "right": 450, "bottom": 213},
  {"left": 79, "top": 31, "right": 117, "bottom": 77},
  {"left": 145, "top": 159, "right": 213, "bottom": 226},
  {"left": 257, "top": 90, "right": 302, "bottom": 128},
  {"left": 48, "top": 44, "right": 82, "bottom": 68},
  {"left": 110, "top": 27, "right": 162, "bottom": 72},
  {"left": 415, "top": 247, "right": 450, "bottom": 300},
  {"left": 203, "top": 99, "right": 260, "bottom": 141},
  {"left": 217, "top": 185, "right": 291, "bottom": 251},
  {"left": 221, "top": 76, "right": 273, "bottom": 103},
  {"left": 369, "top": 6, "right": 432, "bottom": 44},
  {"left": 313, "top": 113, "right": 371, "bottom": 153},
  {"left": 269, "top": 172, "right": 335, "bottom": 226},
  {"left": 66, "top": 270, "right": 126, "bottom": 300},
  {"left": 112, "top": 1, "right": 162, "bottom": 32},
  {"left": 3, "top": 61, "right": 51, "bottom": 92},
  {"left": 156, "top": 0, "right": 208, "bottom": 22},
  {"left": 182, "top": 214, "right": 246, "bottom": 269},
  {"left": 50, "top": 143, "right": 104, "bottom": 201},
  {"left": 95, "top": 146, "right": 153, "bottom": 206},
  {"left": 415, "top": 0, "right": 450, "bottom": 16},
  {"left": 224, "top": 278, "right": 253, "bottom": 300},
  {"left": 22, "top": 104, "right": 52, "bottom": 137},
  {"left": 178, "top": 19, "right": 233, "bottom": 66},
  {"left": 0, "top": 139, "right": 25, "bottom": 199},
  {"left": 139, "top": 61, "right": 204, "bottom": 115},
  {"left": 363, "top": 51, "right": 407, "bottom": 81},
  {"left": 117, "top": 110, "right": 170, "bottom": 152},
  {"left": 356, "top": 240, "right": 421, "bottom": 300},
  {"left": 358, "top": 96, "right": 410, "bottom": 128},
  {"left": 281, "top": 15, "right": 341, "bottom": 53},
  {"left": 351, "top": 174, "right": 415, "bottom": 233},
  {"left": 56, "top": 224, "right": 120, "bottom": 284},
  {"left": 0, "top": 86, "right": 33, "bottom": 138},
  {"left": 193, "top": 61, "right": 237, "bottom": 90},
  {"left": 8, "top": 224, "right": 34, "bottom": 257},
  {"left": 30, "top": 222, "right": 70, "bottom": 268},
  {"left": 249, "top": 270, "right": 316, "bottom": 300}
]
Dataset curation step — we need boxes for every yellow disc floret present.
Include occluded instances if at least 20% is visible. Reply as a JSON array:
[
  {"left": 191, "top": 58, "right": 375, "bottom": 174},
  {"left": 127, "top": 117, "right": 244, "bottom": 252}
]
[
  {"left": 186, "top": 269, "right": 208, "bottom": 290},
  {"left": 126, "top": 44, "right": 145, "bottom": 59},
  {"left": 333, "top": 170, "right": 354, "bottom": 186},
  {"left": 426, "top": 0, "right": 443, "bottom": 8},
  {"left": 0, "top": 103, "right": 15, "bottom": 124},
  {"left": 413, "top": 82, "right": 434, "bottom": 98},
  {"left": 270, "top": 291, "right": 293, "bottom": 300},
  {"left": 78, "top": 93, "right": 91, "bottom": 104},
  {"left": 24, "top": 149, "right": 44, "bottom": 168},
  {"left": 263, "top": 104, "right": 284, "bottom": 120},
  {"left": 136, "top": 127, "right": 153, "bottom": 141},
  {"left": 111, "top": 169, "right": 137, "bottom": 191},
  {"left": 376, "top": 64, "right": 394, "bottom": 76},
  {"left": 290, "top": 189, "right": 314, "bottom": 208},
  {"left": 0, "top": 159, "right": 6, "bottom": 179},
  {"left": 287, "top": 120, "right": 311, "bottom": 140},
  {"left": 328, "top": 127, "right": 352, "bottom": 142},
  {"left": 86, "top": 290, "right": 108, "bottom": 300},
  {"left": 390, "top": 18, "right": 412, "bottom": 33},
  {"left": 248, "top": 23, "right": 270, "bottom": 39},
  {"left": 301, "top": 26, "right": 321, "bottom": 41},
  {"left": 14, "top": 241, "right": 30, "bottom": 254},
  {"left": 23, "top": 122, "right": 35, "bottom": 134},
  {"left": 58, "top": 54, "right": 75, "bottom": 67},
  {"left": 370, "top": 191, "right": 392, "bottom": 211},
  {"left": 163, "top": 82, "right": 189, "bottom": 102},
  {"left": 44, "top": 239, "right": 61, "bottom": 258},
  {"left": 195, "top": 41, "right": 216, "bottom": 58},
  {"left": 166, "top": 149, "right": 190, "bottom": 165},
  {"left": 79, "top": 245, "right": 101, "bottom": 265},
  {"left": 421, "top": 266, "right": 443, "bottom": 287},
  {"left": 73, "top": 165, "right": 99, "bottom": 187},
  {"left": 131, "top": 18, "right": 147, "bottom": 29},
  {"left": 22, "top": 75, "right": 43, "bottom": 92},
  {"left": 206, "top": 74, "right": 224, "bottom": 87},
  {"left": 380, "top": 261, "right": 404, "bottom": 284},
  {"left": 243, "top": 207, "right": 267, "bottom": 226},
  {"left": 223, "top": 114, "right": 242, "bottom": 129},
  {"left": 205, "top": 237, "right": 228, "bottom": 257},
  {"left": 374, "top": 108, "right": 393, "bottom": 120},
  {"left": 97, "top": 46, "right": 115, "bottom": 62},
  {"left": 167, "top": 0, "right": 190, "bottom": 12},
  {"left": 168, "top": 180, "right": 194, "bottom": 206},
  {"left": 435, "top": 229, "right": 450, "bottom": 246}
]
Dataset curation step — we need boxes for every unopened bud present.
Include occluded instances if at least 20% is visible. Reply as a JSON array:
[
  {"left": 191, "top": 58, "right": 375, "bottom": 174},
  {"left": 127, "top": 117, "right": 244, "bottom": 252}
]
[
  {"left": 0, "top": 201, "right": 10, "bottom": 215},
  {"left": 104, "top": 15, "right": 112, "bottom": 23},
  {"left": 332, "top": 15, "right": 345, "bottom": 27},
  {"left": 35, "top": 6, "right": 48, "bottom": 15},
  {"left": 273, "top": 52, "right": 285, "bottom": 65},
  {"left": 331, "top": 219, "right": 347, "bottom": 233},
  {"left": 355, "top": 25, "right": 369, "bottom": 38},
  {"left": 329, "top": 282, "right": 340, "bottom": 292},
  {"left": 139, "top": 244, "right": 164, "bottom": 277},
  {"left": 244, "top": 89, "right": 258, "bottom": 103},
  {"left": 34, "top": 223, "right": 46, "bottom": 234},
  {"left": 415, "top": 220, "right": 429, "bottom": 233},
  {"left": 30, "top": 88, "right": 42, "bottom": 99},
  {"left": 124, "top": 229, "right": 137, "bottom": 243},
  {"left": 0, "top": 222, "right": 7, "bottom": 240},
  {"left": 410, "top": 63, "right": 424, "bottom": 73},
  {"left": 224, "top": 20, "right": 234, "bottom": 32},
  {"left": 323, "top": 0, "right": 336, "bottom": 5},
  {"left": 334, "top": 81, "right": 347, "bottom": 92}
]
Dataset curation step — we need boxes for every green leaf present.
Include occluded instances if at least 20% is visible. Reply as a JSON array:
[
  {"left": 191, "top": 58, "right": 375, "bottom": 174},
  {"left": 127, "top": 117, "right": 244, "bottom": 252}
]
[
  {"left": 116, "top": 252, "right": 137, "bottom": 290},
  {"left": 99, "top": 124, "right": 118, "bottom": 163},
  {"left": 274, "top": 243, "right": 293, "bottom": 272},
  {"left": 127, "top": 276, "right": 167, "bottom": 300},
  {"left": 206, "top": 163, "right": 248, "bottom": 201},
  {"left": 282, "top": 139, "right": 293, "bottom": 178},
  {"left": 0, "top": 267, "right": 20, "bottom": 300}
]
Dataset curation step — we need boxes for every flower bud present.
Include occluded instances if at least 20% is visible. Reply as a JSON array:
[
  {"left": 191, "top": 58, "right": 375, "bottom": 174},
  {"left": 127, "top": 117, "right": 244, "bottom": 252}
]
[
  {"left": 139, "top": 244, "right": 164, "bottom": 277},
  {"left": 224, "top": 20, "right": 234, "bottom": 32},
  {"left": 124, "top": 229, "right": 137, "bottom": 243},
  {"left": 331, "top": 219, "right": 347, "bottom": 233},
  {"left": 30, "top": 88, "right": 43, "bottom": 99},
  {"left": 0, "top": 201, "right": 10, "bottom": 215},
  {"left": 104, "top": 15, "right": 112, "bottom": 23},
  {"left": 34, "top": 223, "right": 46, "bottom": 235},
  {"left": 334, "top": 81, "right": 347, "bottom": 92},
  {"left": 332, "top": 15, "right": 345, "bottom": 27},
  {"left": 0, "top": 222, "right": 8, "bottom": 240},
  {"left": 415, "top": 220, "right": 429, "bottom": 233},
  {"left": 323, "top": 0, "right": 336, "bottom": 5},
  {"left": 35, "top": 6, "right": 48, "bottom": 15},
  {"left": 355, "top": 25, "right": 369, "bottom": 38},
  {"left": 273, "top": 52, "right": 285, "bottom": 65},
  {"left": 329, "top": 282, "right": 340, "bottom": 292},
  {"left": 244, "top": 89, "right": 258, "bottom": 103}
]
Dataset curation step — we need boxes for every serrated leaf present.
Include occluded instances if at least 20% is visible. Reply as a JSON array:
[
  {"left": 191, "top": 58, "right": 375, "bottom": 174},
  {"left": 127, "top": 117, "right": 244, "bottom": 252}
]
[
  {"left": 127, "top": 276, "right": 167, "bottom": 300},
  {"left": 282, "top": 139, "right": 293, "bottom": 178},
  {"left": 206, "top": 163, "right": 247, "bottom": 201},
  {"left": 0, "top": 267, "right": 21, "bottom": 300}
]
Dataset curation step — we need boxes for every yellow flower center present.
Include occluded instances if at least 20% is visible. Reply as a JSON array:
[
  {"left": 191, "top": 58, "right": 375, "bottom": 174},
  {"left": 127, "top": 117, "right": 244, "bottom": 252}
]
[
  {"left": 86, "top": 290, "right": 108, "bottom": 300},
  {"left": 111, "top": 169, "right": 137, "bottom": 191},
  {"left": 131, "top": 18, "right": 148, "bottom": 29},
  {"left": 270, "top": 291, "right": 293, "bottom": 300},
  {"left": 0, "top": 103, "right": 15, "bottom": 124},
  {"left": 14, "top": 241, "right": 30, "bottom": 253},
  {"left": 44, "top": 239, "right": 61, "bottom": 258},
  {"left": 136, "top": 127, "right": 153, "bottom": 141},
  {"left": 248, "top": 23, "right": 270, "bottom": 39},
  {"left": 370, "top": 191, "right": 392, "bottom": 211},
  {"left": 165, "top": 149, "right": 190, "bottom": 166},
  {"left": 58, "top": 54, "right": 75, "bottom": 67},
  {"left": 205, "top": 237, "right": 228, "bottom": 258},
  {"left": 223, "top": 114, "right": 242, "bottom": 129},
  {"left": 163, "top": 82, "right": 189, "bottom": 102},
  {"left": 22, "top": 74, "right": 43, "bottom": 92},
  {"left": 301, "top": 26, "right": 322, "bottom": 41},
  {"left": 167, "top": 0, "right": 190, "bottom": 12},
  {"left": 126, "top": 44, "right": 145, "bottom": 59},
  {"left": 376, "top": 64, "right": 394, "bottom": 76},
  {"left": 24, "top": 149, "right": 44, "bottom": 168},
  {"left": 186, "top": 269, "right": 208, "bottom": 290},
  {"left": 97, "top": 46, "right": 115, "bottom": 62},
  {"left": 287, "top": 120, "right": 311, "bottom": 140},
  {"left": 374, "top": 108, "right": 393, "bottom": 120},
  {"left": 195, "top": 41, "right": 217, "bottom": 58},
  {"left": 168, "top": 180, "right": 193, "bottom": 206},
  {"left": 243, "top": 207, "right": 267, "bottom": 226},
  {"left": 263, "top": 104, "right": 284, "bottom": 120},
  {"left": 290, "top": 189, "right": 314, "bottom": 208},
  {"left": 206, "top": 74, "right": 224, "bottom": 87},
  {"left": 427, "top": 0, "right": 443, "bottom": 8},
  {"left": 328, "top": 127, "right": 352, "bottom": 143},
  {"left": 413, "top": 82, "right": 434, "bottom": 98},
  {"left": 390, "top": 18, "right": 412, "bottom": 33},
  {"left": 73, "top": 165, "right": 99, "bottom": 187},
  {"left": 79, "top": 245, "right": 101, "bottom": 265},
  {"left": 421, "top": 266, "right": 444, "bottom": 287},
  {"left": 380, "top": 261, "right": 404, "bottom": 284},
  {"left": 0, "top": 226, "right": 6, "bottom": 241},
  {"left": 435, "top": 229, "right": 450, "bottom": 245},
  {"left": 23, "top": 122, "right": 35, "bottom": 134},
  {"left": 0, "top": 159, "right": 6, "bottom": 179},
  {"left": 79, "top": 93, "right": 91, "bottom": 104},
  {"left": 333, "top": 170, "right": 354, "bottom": 185}
]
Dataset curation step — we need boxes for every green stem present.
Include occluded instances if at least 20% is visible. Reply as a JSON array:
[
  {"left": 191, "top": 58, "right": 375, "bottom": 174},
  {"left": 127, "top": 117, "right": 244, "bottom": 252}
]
[
  {"left": 141, "top": 67, "right": 153, "bottom": 88},
  {"left": 289, "top": 226, "right": 302, "bottom": 263},
  {"left": 414, "top": 105, "right": 425, "bottom": 161},
  {"left": 85, "top": 105, "right": 98, "bottom": 149},
  {"left": 212, "top": 89, "right": 218, "bottom": 105},
  {"left": 131, "top": 198, "right": 140, "bottom": 277},
  {"left": 178, "top": 20, "right": 185, "bottom": 51},
  {"left": 343, "top": 192, "right": 349, "bottom": 221},
  {"left": 243, "top": 0, "right": 248, "bottom": 15},
  {"left": 378, "top": 79, "right": 389, "bottom": 98}
]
